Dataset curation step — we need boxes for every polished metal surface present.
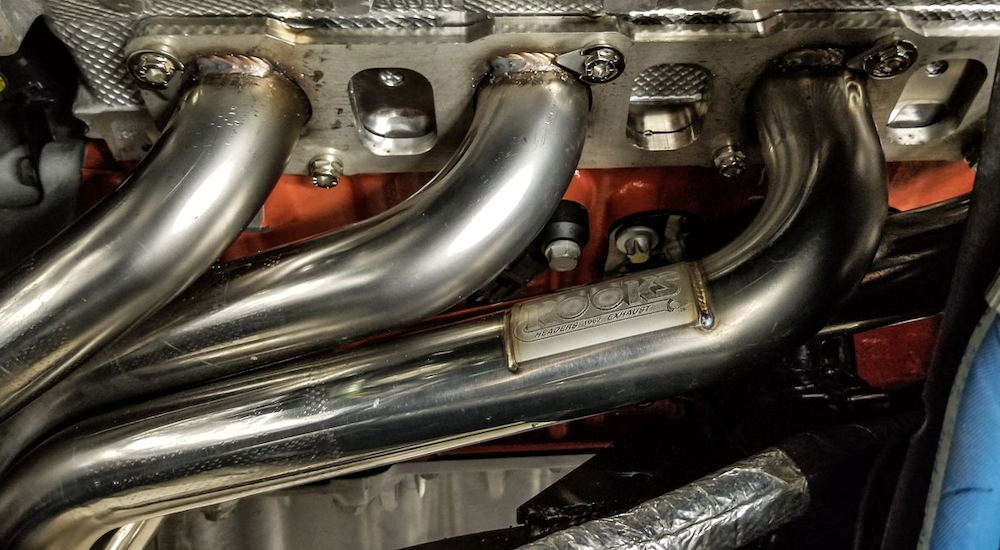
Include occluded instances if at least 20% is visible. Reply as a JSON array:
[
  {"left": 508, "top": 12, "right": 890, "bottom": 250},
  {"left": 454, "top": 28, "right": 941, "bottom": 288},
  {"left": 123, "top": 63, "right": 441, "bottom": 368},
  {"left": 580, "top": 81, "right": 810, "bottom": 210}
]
[
  {"left": 349, "top": 67, "right": 438, "bottom": 156},
  {"left": 80, "top": 52, "right": 585, "bottom": 397},
  {"left": 0, "top": 55, "right": 308, "bottom": 423},
  {"left": 884, "top": 58, "right": 989, "bottom": 146},
  {"left": 508, "top": 264, "right": 701, "bottom": 363},
  {"left": 0, "top": 53, "right": 588, "bottom": 476},
  {"left": 699, "top": 70, "right": 885, "bottom": 280},
  {"left": 152, "top": 456, "right": 588, "bottom": 550},
  {"left": 48, "top": 0, "right": 1000, "bottom": 108},
  {"left": 60, "top": 4, "right": 1000, "bottom": 172},
  {"left": 625, "top": 63, "right": 711, "bottom": 151},
  {"left": 517, "top": 449, "right": 809, "bottom": 550},
  {"left": 0, "top": 69, "right": 885, "bottom": 550},
  {"left": 102, "top": 518, "right": 161, "bottom": 550}
]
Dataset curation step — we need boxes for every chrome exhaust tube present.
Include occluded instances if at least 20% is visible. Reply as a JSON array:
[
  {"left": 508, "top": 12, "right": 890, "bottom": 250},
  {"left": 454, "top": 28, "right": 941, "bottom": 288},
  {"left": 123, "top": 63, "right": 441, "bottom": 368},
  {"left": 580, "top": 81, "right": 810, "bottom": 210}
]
[
  {"left": 34, "top": 52, "right": 583, "bottom": 401},
  {"left": 0, "top": 179, "right": 952, "bottom": 482},
  {"left": 0, "top": 53, "right": 588, "bottom": 475},
  {"left": 0, "top": 55, "right": 589, "bottom": 482},
  {"left": 0, "top": 69, "right": 886, "bottom": 550},
  {"left": 0, "top": 55, "right": 309, "bottom": 423}
]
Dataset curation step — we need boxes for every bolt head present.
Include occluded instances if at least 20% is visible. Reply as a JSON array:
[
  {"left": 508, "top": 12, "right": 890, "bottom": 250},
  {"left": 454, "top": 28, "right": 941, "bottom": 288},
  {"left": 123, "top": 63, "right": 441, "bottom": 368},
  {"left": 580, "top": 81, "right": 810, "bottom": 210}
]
[
  {"left": 615, "top": 226, "right": 659, "bottom": 265},
  {"left": 714, "top": 145, "right": 747, "bottom": 179},
  {"left": 925, "top": 60, "right": 949, "bottom": 77},
  {"left": 544, "top": 239, "right": 582, "bottom": 272},
  {"left": 309, "top": 154, "right": 344, "bottom": 189},
  {"left": 863, "top": 40, "right": 917, "bottom": 79},
  {"left": 312, "top": 174, "right": 338, "bottom": 188},
  {"left": 378, "top": 69, "right": 406, "bottom": 87},
  {"left": 582, "top": 46, "right": 624, "bottom": 83},
  {"left": 624, "top": 235, "right": 652, "bottom": 264},
  {"left": 130, "top": 51, "right": 181, "bottom": 88},
  {"left": 587, "top": 59, "right": 615, "bottom": 80},
  {"left": 719, "top": 162, "right": 745, "bottom": 179}
]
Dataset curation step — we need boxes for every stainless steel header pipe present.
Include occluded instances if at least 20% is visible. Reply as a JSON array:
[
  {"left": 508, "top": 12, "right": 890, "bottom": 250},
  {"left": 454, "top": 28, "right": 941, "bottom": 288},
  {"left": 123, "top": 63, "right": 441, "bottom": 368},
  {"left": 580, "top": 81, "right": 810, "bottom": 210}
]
[
  {"left": 0, "top": 55, "right": 308, "bottom": 422},
  {"left": 0, "top": 53, "right": 587, "bottom": 475},
  {"left": 2, "top": 51, "right": 587, "bottom": 426},
  {"left": 0, "top": 69, "right": 886, "bottom": 550}
]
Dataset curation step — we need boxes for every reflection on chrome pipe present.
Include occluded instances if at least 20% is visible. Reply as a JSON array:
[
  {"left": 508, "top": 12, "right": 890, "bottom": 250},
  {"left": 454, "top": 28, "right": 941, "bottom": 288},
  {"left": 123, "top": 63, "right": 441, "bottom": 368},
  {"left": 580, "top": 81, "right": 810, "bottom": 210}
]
[
  {"left": 0, "top": 69, "right": 886, "bottom": 550},
  {"left": 0, "top": 53, "right": 587, "bottom": 476},
  {"left": 0, "top": 55, "right": 308, "bottom": 422},
  {"left": 0, "top": 188, "right": 957, "bottom": 481},
  {"left": 35, "top": 51, "right": 583, "bottom": 414},
  {"left": 101, "top": 518, "right": 161, "bottom": 550}
]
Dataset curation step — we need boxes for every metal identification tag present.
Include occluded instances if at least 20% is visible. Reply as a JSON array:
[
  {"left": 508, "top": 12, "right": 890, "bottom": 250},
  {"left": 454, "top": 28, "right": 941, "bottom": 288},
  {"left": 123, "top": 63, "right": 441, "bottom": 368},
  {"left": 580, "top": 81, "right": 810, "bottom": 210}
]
[{"left": 507, "top": 264, "right": 702, "bottom": 363}]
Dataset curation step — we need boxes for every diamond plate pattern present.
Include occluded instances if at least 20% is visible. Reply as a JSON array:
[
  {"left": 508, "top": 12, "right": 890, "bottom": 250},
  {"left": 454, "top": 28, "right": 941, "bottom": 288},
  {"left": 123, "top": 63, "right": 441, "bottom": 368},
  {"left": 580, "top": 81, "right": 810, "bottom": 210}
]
[
  {"left": 45, "top": 0, "right": 464, "bottom": 106},
  {"left": 43, "top": 0, "right": 1000, "bottom": 108},
  {"left": 371, "top": 0, "right": 462, "bottom": 9},
  {"left": 630, "top": 64, "right": 709, "bottom": 103},
  {"left": 46, "top": 1, "right": 138, "bottom": 105},
  {"left": 623, "top": 0, "right": 1000, "bottom": 25},
  {"left": 909, "top": 6, "right": 1000, "bottom": 22},
  {"left": 790, "top": 0, "right": 1000, "bottom": 9},
  {"left": 463, "top": 0, "right": 601, "bottom": 14}
]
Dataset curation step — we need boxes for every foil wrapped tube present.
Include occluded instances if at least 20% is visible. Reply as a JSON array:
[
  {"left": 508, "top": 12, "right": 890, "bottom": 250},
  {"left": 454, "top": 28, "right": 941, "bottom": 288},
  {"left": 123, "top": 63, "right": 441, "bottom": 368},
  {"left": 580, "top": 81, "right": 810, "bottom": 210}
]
[{"left": 518, "top": 449, "right": 810, "bottom": 550}]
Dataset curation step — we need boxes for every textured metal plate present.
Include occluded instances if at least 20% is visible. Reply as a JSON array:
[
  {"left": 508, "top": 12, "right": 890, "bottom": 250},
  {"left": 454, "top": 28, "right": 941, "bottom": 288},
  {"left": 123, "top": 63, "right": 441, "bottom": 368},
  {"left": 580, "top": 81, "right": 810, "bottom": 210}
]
[
  {"left": 44, "top": 1, "right": 1000, "bottom": 172},
  {"left": 508, "top": 265, "right": 697, "bottom": 362},
  {"left": 45, "top": 0, "right": 1000, "bottom": 105},
  {"left": 46, "top": 0, "right": 597, "bottom": 107},
  {"left": 630, "top": 64, "right": 709, "bottom": 102}
]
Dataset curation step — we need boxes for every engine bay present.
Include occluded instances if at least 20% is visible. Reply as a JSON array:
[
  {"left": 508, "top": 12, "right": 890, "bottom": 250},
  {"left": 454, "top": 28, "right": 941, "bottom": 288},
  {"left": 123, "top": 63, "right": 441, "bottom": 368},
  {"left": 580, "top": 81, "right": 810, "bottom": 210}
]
[{"left": 0, "top": 2, "right": 997, "bottom": 550}]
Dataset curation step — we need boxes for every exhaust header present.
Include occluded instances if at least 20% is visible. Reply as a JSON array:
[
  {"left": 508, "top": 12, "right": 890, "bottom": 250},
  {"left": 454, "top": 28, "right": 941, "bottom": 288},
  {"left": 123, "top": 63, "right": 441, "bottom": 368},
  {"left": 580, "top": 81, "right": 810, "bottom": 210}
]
[
  {"left": 0, "top": 69, "right": 886, "bottom": 550},
  {"left": 0, "top": 56, "right": 309, "bottom": 423}
]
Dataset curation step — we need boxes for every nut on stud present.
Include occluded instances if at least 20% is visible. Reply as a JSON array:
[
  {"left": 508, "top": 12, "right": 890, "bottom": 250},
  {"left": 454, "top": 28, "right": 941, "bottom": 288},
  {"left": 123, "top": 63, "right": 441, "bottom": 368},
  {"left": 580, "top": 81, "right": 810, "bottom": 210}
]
[
  {"left": 714, "top": 145, "right": 746, "bottom": 179},
  {"left": 582, "top": 46, "right": 625, "bottom": 84},
  {"left": 308, "top": 154, "right": 344, "bottom": 189},
  {"left": 862, "top": 40, "right": 917, "bottom": 79},
  {"left": 616, "top": 226, "right": 659, "bottom": 265},
  {"left": 127, "top": 50, "right": 183, "bottom": 89},
  {"left": 544, "top": 239, "right": 582, "bottom": 272}
]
